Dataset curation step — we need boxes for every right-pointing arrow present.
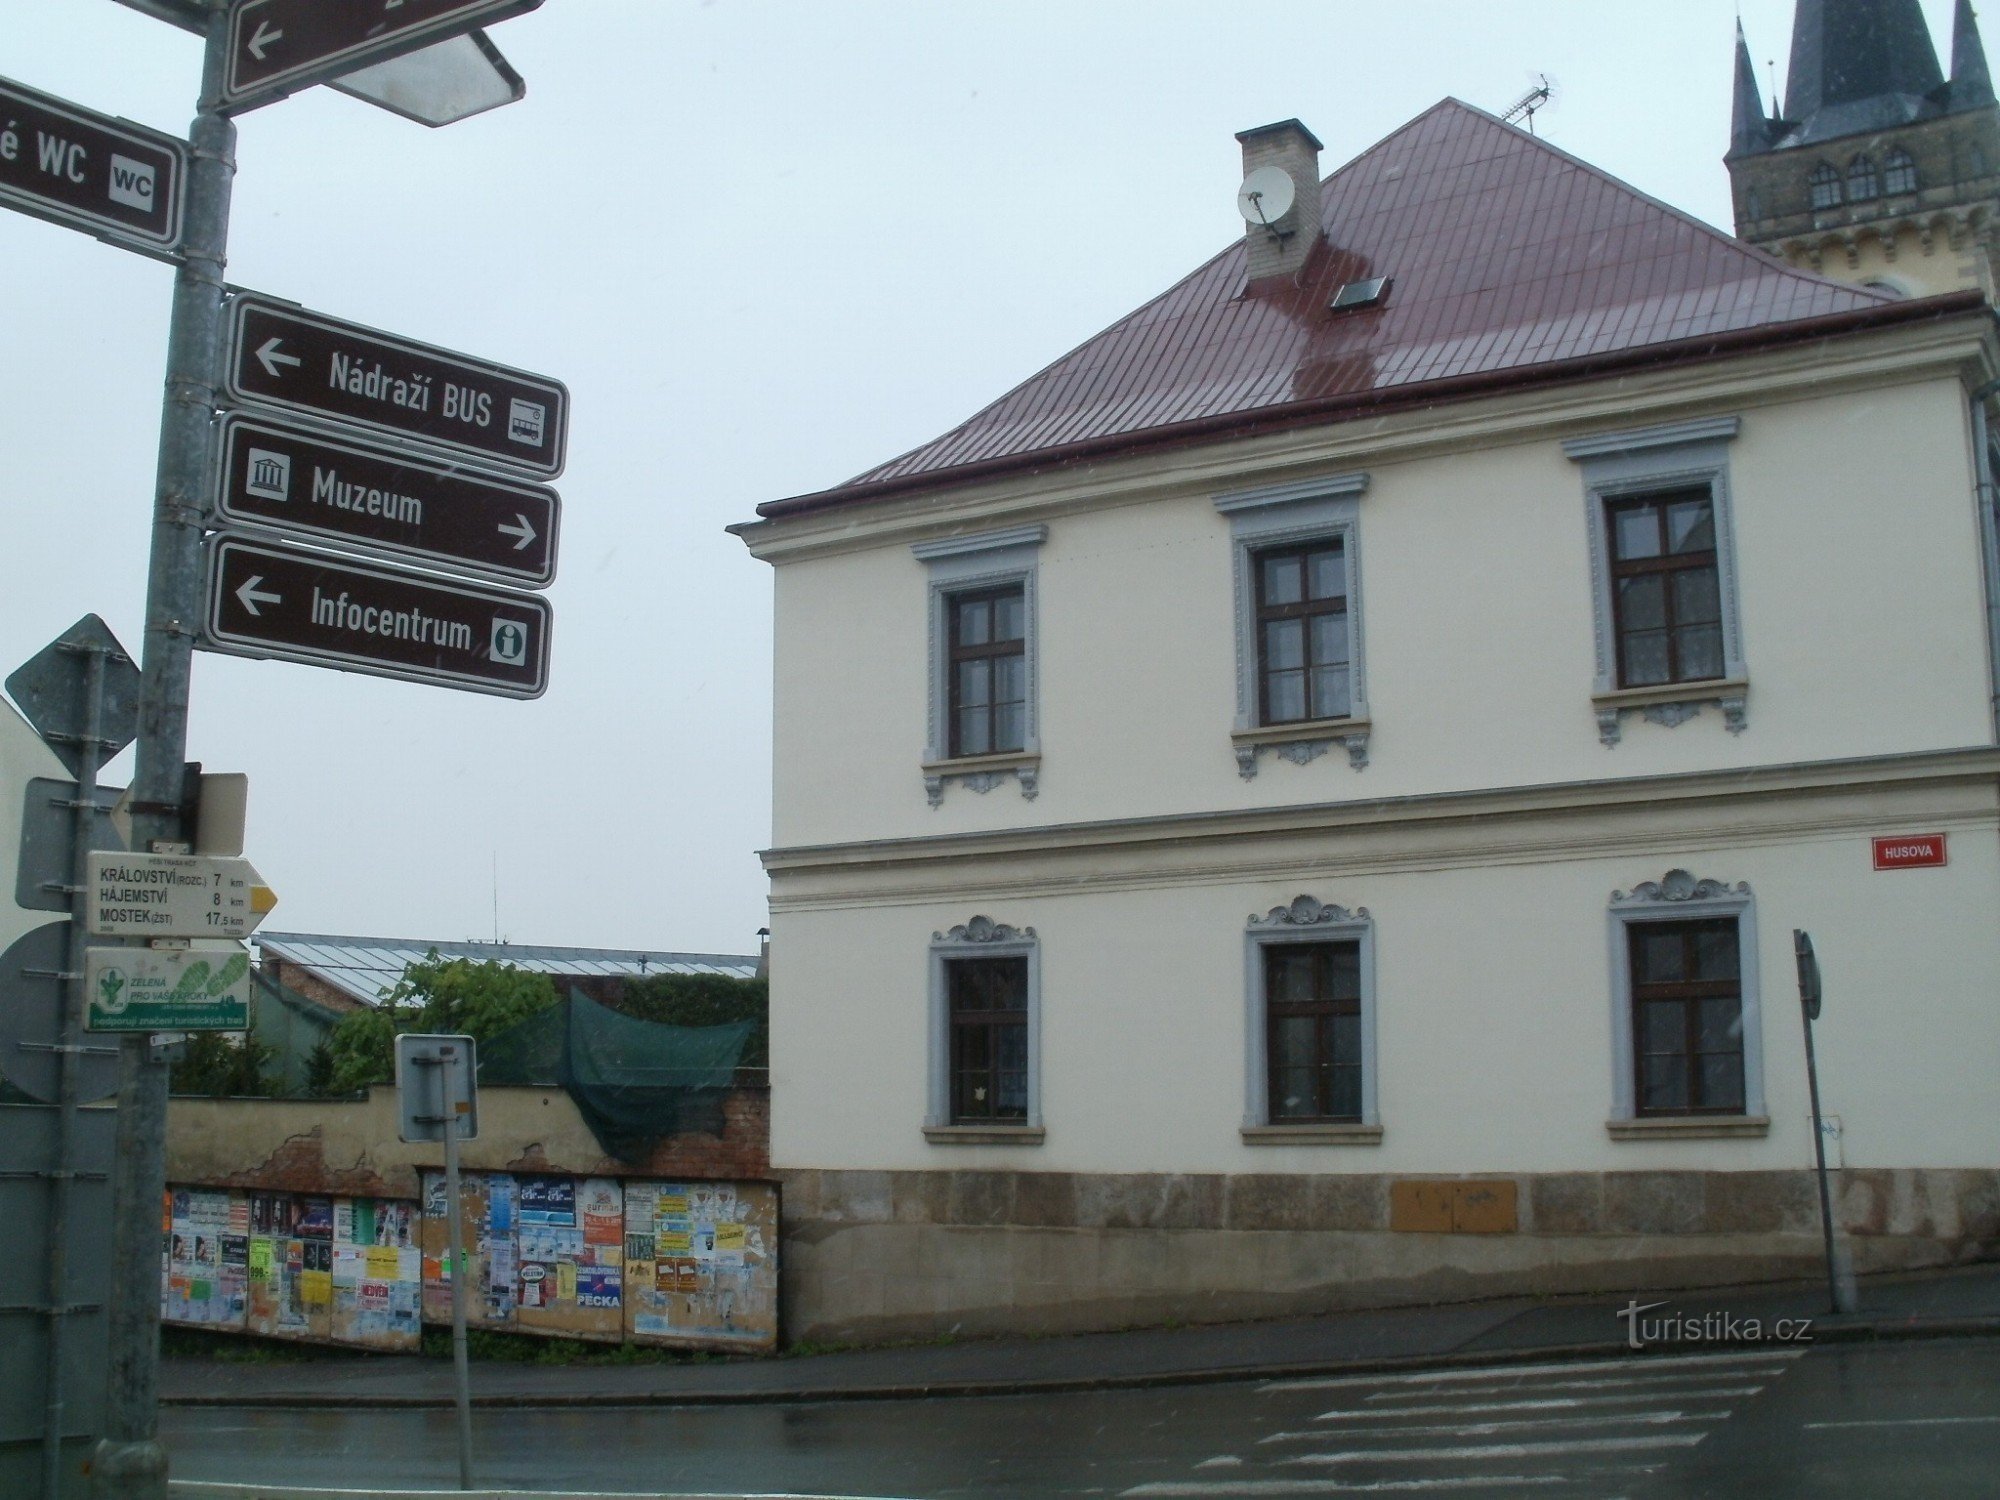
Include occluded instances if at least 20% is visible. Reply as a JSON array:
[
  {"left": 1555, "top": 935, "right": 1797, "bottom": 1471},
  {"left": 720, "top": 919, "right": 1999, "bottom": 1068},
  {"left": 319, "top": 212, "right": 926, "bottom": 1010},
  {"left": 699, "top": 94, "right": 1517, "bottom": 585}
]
[
  {"left": 235, "top": 576, "right": 282, "bottom": 617},
  {"left": 247, "top": 19, "right": 284, "bottom": 61},
  {"left": 497, "top": 514, "right": 537, "bottom": 551},
  {"left": 255, "top": 337, "right": 302, "bottom": 378}
]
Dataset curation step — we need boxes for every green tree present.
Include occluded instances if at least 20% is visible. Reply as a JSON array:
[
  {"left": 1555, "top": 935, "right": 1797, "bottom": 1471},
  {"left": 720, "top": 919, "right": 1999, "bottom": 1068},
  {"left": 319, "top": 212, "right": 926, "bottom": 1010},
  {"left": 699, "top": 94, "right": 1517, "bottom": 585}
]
[
  {"left": 313, "top": 954, "right": 558, "bottom": 1096},
  {"left": 169, "top": 1032, "right": 279, "bottom": 1098}
]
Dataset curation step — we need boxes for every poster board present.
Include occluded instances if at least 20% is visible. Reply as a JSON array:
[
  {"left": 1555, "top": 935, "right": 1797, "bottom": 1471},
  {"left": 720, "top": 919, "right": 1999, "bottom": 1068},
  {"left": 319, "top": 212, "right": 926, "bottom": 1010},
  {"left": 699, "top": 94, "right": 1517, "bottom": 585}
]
[
  {"left": 164, "top": 1187, "right": 246, "bottom": 1328},
  {"left": 623, "top": 1179, "right": 778, "bottom": 1351},
  {"left": 165, "top": 1186, "right": 422, "bottom": 1351}
]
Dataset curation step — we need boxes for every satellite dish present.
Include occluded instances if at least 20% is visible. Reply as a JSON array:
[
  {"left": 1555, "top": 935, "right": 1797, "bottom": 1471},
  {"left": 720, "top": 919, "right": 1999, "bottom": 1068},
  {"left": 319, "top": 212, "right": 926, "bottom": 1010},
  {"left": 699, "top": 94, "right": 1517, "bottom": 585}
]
[{"left": 1237, "top": 165, "right": 1295, "bottom": 227}]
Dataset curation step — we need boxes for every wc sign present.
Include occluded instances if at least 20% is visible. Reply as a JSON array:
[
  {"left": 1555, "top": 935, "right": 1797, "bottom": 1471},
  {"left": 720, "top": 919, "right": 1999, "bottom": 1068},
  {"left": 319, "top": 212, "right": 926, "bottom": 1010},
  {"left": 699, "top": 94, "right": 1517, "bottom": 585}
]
[{"left": 1872, "top": 833, "right": 1947, "bottom": 871}]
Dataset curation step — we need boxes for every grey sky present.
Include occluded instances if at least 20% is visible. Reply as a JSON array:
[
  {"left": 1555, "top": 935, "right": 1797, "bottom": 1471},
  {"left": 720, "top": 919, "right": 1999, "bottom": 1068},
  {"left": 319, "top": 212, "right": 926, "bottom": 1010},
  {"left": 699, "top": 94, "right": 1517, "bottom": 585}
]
[{"left": 0, "top": 1, "right": 1959, "bottom": 954}]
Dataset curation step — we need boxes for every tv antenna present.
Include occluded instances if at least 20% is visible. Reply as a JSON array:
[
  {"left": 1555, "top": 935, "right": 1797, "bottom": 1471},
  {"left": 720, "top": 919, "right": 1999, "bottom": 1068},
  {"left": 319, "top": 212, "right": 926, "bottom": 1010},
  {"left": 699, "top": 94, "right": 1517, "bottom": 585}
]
[{"left": 1502, "top": 74, "right": 1554, "bottom": 134}]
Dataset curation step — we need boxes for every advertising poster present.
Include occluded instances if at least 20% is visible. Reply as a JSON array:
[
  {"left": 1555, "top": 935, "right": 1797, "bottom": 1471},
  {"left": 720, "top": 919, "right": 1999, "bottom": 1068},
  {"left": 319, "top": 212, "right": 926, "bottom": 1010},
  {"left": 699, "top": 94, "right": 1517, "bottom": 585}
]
[
  {"left": 225, "top": 1187, "right": 422, "bottom": 1350},
  {"left": 623, "top": 1178, "right": 778, "bottom": 1351},
  {"left": 421, "top": 1170, "right": 508, "bottom": 1329},
  {"left": 514, "top": 1174, "right": 622, "bottom": 1341},
  {"left": 163, "top": 1187, "right": 245, "bottom": 1329}
]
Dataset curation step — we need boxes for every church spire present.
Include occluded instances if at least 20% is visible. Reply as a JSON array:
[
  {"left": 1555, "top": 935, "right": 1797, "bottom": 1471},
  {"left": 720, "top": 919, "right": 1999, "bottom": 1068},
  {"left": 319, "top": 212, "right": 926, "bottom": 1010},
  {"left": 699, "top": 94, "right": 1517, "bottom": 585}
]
[
  {"left": 1730, "top": 19, "right": 1773, "bottom": 156},
  {"left": 1952, "top": 0, "right": 1996, "bottom": 110},
  {"left": 1783, "top": 0, "right": 1944, "bottom": 121}
]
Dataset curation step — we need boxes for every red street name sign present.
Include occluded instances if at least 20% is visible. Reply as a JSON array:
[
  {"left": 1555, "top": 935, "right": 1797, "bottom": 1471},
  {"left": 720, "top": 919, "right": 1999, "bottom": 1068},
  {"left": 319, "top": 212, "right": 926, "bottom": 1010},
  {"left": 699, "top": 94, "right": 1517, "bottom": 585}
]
[{"left": 1872, "top": 834, "right": 1947, "bottom": 870}]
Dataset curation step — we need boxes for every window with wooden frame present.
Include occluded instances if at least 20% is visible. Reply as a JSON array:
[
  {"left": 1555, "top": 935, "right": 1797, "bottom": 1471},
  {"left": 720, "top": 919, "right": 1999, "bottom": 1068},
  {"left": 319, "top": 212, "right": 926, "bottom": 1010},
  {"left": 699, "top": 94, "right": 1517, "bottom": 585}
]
[
  {"left": 1605, "top": 488, "right": 1724, "bottom": 689},
  {"left": 1629, "top": 917, "right": 1745, "bottom": 1116},
  {"left": 1255, "top": 541, "right": 1352, "bottom": 726},
  {"left": 947, "top": 584, "right": 1027, "bottom": 757},
  {"left": 1264, "top": 940, "right": 1364, "bottom": 1122},
  {"left": 946, "top": 954, "right": 1029, "bottom": 1124}
]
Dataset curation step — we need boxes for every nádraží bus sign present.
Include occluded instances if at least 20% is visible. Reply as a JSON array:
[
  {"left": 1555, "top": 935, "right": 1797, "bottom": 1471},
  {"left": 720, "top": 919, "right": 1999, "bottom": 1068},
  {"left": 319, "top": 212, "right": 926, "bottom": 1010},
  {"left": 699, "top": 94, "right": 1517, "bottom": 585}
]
[
  {"left": 216, "top": 413, "right": 560, "bottom": 587},
  {"left": 0, "top": 74, "right": 185, "bottom": 258},
  {"left": 223, "top": 291, "right": 568, "bottom": 478},
  {"left": 202, "top": 535, "right": 552, "bottom": 698}
]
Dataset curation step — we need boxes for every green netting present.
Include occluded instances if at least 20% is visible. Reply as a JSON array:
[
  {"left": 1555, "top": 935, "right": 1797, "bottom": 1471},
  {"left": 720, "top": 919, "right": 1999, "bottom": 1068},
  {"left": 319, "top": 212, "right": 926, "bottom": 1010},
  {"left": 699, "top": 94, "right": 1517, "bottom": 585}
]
[{"left": 478, "top": 988, "right": 751, "bottom": 1161}]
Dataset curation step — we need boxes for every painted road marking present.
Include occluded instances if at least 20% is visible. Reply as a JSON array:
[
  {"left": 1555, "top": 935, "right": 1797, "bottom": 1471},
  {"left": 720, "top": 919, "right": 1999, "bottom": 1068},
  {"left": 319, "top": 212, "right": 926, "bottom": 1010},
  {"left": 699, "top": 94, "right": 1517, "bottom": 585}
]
[
  {"left": 1261, "top": 1408, "right": 1731, "bottom": 1443},
  {"left": 1264, "top": 1348, "right": 1802, "bottom": 1393}
]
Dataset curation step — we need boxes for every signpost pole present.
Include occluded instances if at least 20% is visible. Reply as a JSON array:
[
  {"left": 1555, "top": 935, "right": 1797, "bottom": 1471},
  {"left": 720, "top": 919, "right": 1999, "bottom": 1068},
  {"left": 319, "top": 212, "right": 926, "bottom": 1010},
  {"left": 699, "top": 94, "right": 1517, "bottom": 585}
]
[
  {"left": 1794, "top": 930, "right": 1856, "bottom": 1316},
  {"left": 98, "top": 7, "right": 235, "bottom": 1496},
  {"left": 42, "top": 642, "right": 108, "bottom": 1500},
  {"left": 437, "top": 1050, "right": 476, "bottom": 1491}
]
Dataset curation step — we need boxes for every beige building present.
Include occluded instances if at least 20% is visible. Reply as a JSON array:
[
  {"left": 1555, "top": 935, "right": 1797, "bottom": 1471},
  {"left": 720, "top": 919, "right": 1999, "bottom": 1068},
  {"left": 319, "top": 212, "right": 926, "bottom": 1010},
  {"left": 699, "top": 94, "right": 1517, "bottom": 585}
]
[{"left": 737, "top": 97, "right": 2000, "bottom": 1342}]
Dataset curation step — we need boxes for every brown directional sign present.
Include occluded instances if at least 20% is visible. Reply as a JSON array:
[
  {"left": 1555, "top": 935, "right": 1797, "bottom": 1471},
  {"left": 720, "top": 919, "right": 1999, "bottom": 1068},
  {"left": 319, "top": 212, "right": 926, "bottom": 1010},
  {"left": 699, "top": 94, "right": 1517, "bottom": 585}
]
[
  {"left": 221, "top": 0, "right": 545, "bottom": 114},
  {"left": 215, "top": 413, "right": 560, "bottom": 588},
  {"left": 0, "top": 75, "right": 184, "bottom": 258},
  {"left": 203, "top": 536, "right": 550, "bottom": 699},
  {"left": 223, "top": 291, "right": 568, "bottom": 478}
]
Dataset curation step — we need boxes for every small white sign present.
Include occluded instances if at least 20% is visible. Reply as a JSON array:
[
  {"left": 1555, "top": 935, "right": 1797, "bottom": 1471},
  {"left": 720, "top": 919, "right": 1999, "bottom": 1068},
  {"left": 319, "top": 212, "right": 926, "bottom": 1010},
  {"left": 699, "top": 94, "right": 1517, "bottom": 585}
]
[
  {"left": 107, "top": 153, "right": 157, "bottom": 211},
  {"left": 507, "top": 398, "right": 546, "bottom": 447},
  {"left": 245, "top": 447, "right": 292, "bottom": 501}
]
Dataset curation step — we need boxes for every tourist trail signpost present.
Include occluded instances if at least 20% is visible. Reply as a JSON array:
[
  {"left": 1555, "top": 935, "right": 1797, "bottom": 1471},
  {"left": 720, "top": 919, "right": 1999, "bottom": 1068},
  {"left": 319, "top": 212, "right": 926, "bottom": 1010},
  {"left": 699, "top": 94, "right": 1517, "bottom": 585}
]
[
  {"left": 84, "top": 851, "right": 276, "bottom": 942},
  {"left": 0, "top": 75, "right": 185, "bottom": 258},
  {"left": 222, "top": 292, "right": 569, "bottom": 477},
  {"left": 215, "top": 413, "right": 560, "bottom": 587},
  {"left": 202, "top": 535, "right": 552, "bottom": 698}
]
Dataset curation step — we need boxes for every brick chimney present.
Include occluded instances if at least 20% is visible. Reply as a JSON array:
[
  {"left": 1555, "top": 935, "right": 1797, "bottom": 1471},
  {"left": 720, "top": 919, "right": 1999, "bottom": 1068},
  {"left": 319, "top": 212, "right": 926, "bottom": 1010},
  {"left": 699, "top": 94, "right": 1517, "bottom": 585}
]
[{"left": 1236, "top": 118, "right": 1324, "bottom": 282}]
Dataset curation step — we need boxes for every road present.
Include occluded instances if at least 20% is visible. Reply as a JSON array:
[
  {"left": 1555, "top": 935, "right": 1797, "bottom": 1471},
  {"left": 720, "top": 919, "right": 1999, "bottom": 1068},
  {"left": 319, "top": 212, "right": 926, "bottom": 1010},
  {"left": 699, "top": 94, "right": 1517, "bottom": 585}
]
[{"left": 163, "top": 1336, "right": 2000, "bottom": 1498}]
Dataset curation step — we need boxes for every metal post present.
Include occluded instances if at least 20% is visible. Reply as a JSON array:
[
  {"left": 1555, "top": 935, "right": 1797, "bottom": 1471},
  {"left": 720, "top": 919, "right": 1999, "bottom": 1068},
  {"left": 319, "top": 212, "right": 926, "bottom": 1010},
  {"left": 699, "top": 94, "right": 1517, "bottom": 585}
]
[
  {"left": 438, "top": 1051, "right": 475, "bottom": 1491},
  {"left": 1795, "top": 928, "right": 1856, "bottom": 1317},
  {"left": 97, "top": 8, "right": 235, "bottom": 1498},
  {"left": 43, "top": 644, "right": 108, "bottom": 1500}
]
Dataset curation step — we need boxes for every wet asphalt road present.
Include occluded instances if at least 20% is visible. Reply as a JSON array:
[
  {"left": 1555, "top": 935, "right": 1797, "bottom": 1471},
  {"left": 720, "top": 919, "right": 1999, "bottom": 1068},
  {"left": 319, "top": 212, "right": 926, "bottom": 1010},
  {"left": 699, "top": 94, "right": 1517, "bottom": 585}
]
[{"left": 163, "top": 1336, "right": 2000, "bottom": 1498}]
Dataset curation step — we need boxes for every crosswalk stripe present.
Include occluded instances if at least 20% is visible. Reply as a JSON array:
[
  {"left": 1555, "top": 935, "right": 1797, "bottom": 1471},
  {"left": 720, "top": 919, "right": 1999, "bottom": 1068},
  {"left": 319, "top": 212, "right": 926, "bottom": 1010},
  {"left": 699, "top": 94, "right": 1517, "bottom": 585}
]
[
  {"left": 1283, "top": 1434, "right": 1706, "bottom": 1465},
  {"left": 1125, "top": 1473, "right": 1577, "bottom": 1494},
  {"left": 1312, "top": 1384, "right": 1768, "bottom": 1424},
  {"left": 1265, "top": 1348, "right": 1801, "bottom": 1394},
  {"left": 1262, "top": 1408, "right": 1730, "bottom": 1443},
  {"left": 1363, "top": 1372, "right": 1772, "bottom": 1401}
]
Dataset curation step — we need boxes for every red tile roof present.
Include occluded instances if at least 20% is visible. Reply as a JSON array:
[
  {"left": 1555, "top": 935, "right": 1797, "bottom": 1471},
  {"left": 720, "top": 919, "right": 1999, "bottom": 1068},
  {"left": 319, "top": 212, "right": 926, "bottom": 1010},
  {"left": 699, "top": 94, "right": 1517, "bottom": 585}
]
[{"left": 763, "top": 98, "right": 1970, "bottom": 518}]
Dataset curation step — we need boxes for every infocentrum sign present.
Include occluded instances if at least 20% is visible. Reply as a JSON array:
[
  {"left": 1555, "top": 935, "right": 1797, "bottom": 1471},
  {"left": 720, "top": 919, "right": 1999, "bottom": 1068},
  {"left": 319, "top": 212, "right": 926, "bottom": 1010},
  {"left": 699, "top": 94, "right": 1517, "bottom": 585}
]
[{"left": 202, "top": 535, "right": 552, "bottom": 698}]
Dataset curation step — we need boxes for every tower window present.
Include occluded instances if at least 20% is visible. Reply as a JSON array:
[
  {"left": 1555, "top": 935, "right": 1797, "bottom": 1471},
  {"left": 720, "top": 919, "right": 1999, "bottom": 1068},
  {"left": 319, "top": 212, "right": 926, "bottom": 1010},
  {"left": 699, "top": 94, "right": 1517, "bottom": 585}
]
[
  {"left": 1884, "top": 149, "right": 1917, "bottom": 195},
  {"left": 1809, "top": 162, "right": 1842, "bottom": 210},
  {"left": 1846, "top": 155, "right": 1880, "bottom": 202}
]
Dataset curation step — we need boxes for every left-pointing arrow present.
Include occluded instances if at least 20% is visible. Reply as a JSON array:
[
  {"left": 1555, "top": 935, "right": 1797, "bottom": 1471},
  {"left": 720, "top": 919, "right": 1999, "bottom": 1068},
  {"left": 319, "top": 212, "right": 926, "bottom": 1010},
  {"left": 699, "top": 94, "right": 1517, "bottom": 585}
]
[
  {"left": 247, "top": 19, "right": 284, "bottom": 60},
  {"left": 255, "top": 337, "right": 301, "bottom": 377},
  {"left": 235, "top": 576, "right": 282, "bottom": 616}
]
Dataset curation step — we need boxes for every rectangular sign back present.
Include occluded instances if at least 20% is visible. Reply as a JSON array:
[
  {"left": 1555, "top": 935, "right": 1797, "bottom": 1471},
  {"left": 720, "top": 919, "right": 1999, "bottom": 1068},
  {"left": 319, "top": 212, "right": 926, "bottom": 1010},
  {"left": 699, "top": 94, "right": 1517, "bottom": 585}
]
[
  {"left": 0, "top": 75, "right": 184, "bottom": 257},
  {"left": 202, "top": 535, "right": 551, "bottom": 699},
  {"left": 215, "top": 413, "right": 560, "bottom": 587},
  {"left": 223, "top": 0, "right": 545, "bottom": 114},
  {"left": 223, "top": 292, "right": 569, "bottom": 478}
]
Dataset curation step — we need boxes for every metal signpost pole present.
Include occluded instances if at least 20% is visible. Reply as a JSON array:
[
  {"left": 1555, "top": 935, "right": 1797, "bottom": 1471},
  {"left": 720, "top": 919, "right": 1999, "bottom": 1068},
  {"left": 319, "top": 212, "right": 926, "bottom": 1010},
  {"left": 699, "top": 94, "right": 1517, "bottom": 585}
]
[
  {"left": 98, "top": 7, "right": 235, "bottom": 1496},
  {"left": 1794, "top": 930, "right": 1855, "bottom": 1316},
  {"left": 43, "top": 643, "right": 107, "bottom": 1500},
  {"left": 437, "top": 1050, "right": 475, "bottom": 1491}
]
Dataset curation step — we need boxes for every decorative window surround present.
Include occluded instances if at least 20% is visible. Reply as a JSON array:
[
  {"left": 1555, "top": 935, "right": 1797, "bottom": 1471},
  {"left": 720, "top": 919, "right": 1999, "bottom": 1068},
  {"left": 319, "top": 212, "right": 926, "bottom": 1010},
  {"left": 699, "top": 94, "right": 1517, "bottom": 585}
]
[
  {"left": 1606, "top": 869, "right": 1765, "bottom": 1128},
  {"left": 1242, "top": 895, "right": 1380, "bottom": 1136},
  {"left": 927, "top": 916, "right": 1042, "bottom": 1136},
  {"left": 1216, "top": 473, "right": 1371, "bottom": 776},
  {"left": 913, "top": 525, "right": 1046, "bottom": 807},
  {"left": 1565, "top": 418, "right": 1748, "bottom": 747}
]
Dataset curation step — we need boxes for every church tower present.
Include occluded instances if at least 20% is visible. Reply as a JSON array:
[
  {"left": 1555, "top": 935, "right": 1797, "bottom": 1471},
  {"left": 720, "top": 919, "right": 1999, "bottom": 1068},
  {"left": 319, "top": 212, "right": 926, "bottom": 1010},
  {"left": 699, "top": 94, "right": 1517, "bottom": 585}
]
[{"left": 1728, "top": 0, "right": 2000, "bottom": 297}]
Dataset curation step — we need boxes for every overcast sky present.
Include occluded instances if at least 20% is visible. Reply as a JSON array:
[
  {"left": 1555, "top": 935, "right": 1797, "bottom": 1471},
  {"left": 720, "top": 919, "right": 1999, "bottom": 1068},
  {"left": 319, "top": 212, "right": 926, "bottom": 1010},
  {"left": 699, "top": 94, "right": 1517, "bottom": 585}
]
[{"left": 0, "top": 1, "right": 1966, "bottom": 957}]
